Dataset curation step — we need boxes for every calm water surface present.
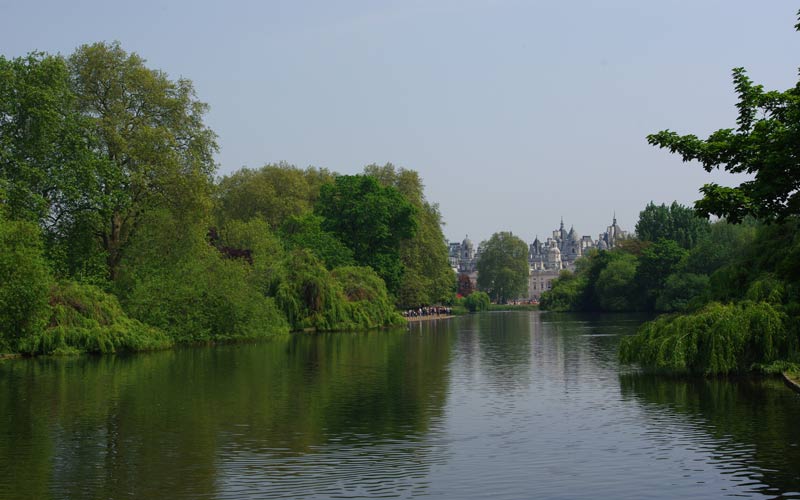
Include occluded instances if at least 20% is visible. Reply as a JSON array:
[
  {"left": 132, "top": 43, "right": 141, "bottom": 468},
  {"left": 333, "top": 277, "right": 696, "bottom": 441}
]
[{"left": 2, "top": 312, "right": 800, "bottom": 499}]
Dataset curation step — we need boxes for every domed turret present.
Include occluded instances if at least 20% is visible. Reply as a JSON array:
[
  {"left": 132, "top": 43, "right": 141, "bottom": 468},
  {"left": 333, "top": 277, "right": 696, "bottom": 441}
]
[
  {"left": 461, "top": 235, "right": 475, "bottom": 260},
  {"left": 546, "top": 244, "right": 562, "bottom": 270}
]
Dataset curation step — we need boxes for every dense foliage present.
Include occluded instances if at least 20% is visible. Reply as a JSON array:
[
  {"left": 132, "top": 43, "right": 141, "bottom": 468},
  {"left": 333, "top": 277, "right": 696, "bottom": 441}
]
[
  {"left": 636, "top": 202, "right": 709, "bottom": 249},
  {"left": 363, "top": 164, "right": 455, "bottom": 308},
  {"left": 0, "top": 215, "right": 51, "bottom": 353},
  {"left": 463, "top": 291, "right": 491, "bottom": 312},
  {"left": 618, "top": 12, "right": 800, "bottom": 374},
  {"left": 316, "top": 174, "right": 417, "bottom": 296},
  {"left": 540, "top": 204, "right": 751, "bottom": 315},
  {"left": 541, "top": 205, "right": 800, "bottom": 374},
  {"left": 647, "top": 52, "right": 800, "bottom": 222},
  {"left": 32, "top": 281, "right": 173, "bottom": 355},
  {"left": 476, "top": 232, "right": 529, "bottom": 303},
  {"left": 0, "top": 43, "right": 452, "bottom": 356},
  {"left": 619, "top": 301, "right": 791, "bottom": 375}
]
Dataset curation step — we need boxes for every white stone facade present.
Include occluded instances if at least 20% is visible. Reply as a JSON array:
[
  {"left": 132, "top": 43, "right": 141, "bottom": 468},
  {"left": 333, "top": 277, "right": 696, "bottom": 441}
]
[{"left": 448, "top": 216, "right": 629, "bottom": 301}]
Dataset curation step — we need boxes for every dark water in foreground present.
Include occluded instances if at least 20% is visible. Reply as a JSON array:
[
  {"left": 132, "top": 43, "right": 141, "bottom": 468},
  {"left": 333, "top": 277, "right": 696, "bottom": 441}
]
[{"left": 2, "top": 312, "right": 800, "bottom": 499}]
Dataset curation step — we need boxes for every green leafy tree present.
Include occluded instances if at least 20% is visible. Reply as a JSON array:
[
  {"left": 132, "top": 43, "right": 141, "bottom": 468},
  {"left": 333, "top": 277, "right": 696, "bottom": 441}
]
[
  {"left": 476, "top": 232, "right": 529, "bottom": 303},
  {"left": 647, "top": 14, "right": 800, "bottom": 222},
  {"left": 595, "top": 252, "right": 639, "bottom": 311},
  {"left": 0, "top": 215, "right": 51, "bottom": 352},
  {"left": 280, "top": 214, "right": 354, "bottom": 269},
  {"left": 635, "top": 239, "right": 688, "bottom": 310},
  {"left": 315, "top": 174, "right": 417, "bottom": 295},
  {"left": 636, "top": 201, "right": 709, "bottom": 249},
  {"left": 540, "top": 270, "right": 588, "bottom": 312},
  {"left": 0, "top": 52, "right": 95, "bottom": 225},
  {"left": 118, "top": 209, "right": 287, "bottom": 342},
  {"left": 464, "top": 291, "right": 490, "bottom": 312},
  {"left": 363, "top": 163, "right": 454, "bottom": 307},
  {"left": 683, "top": 219, "right": 757, "bottom": 276},
  {"left": 68, "top": 41, "right": 218, "bottom": 280},
  {"left": 0, "top": 52, "right": 108, "bottom": 282},
  {"left": 216, "top": 163, "right": 334, "bottom": 228},
  {"left": 620, "top": 301, "right": 789, "bottom": 375},
  {"left": 654, "top": 272, "right": 710, "bottom": 313}
]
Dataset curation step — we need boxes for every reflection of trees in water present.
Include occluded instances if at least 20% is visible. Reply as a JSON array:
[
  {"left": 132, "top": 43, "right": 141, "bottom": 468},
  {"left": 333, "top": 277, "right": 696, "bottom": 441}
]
[
  {"left": 474, "top": 312, "right": 532, "bottom": 392},
  {"left": 620, "top": 374, "right": 800, "bottom": 497},
  {"left": 534, "top": 312, "right": 644, "bottom": 389},
  {"left": 0, "top": 328, "right": 456, "bottom": 499}
]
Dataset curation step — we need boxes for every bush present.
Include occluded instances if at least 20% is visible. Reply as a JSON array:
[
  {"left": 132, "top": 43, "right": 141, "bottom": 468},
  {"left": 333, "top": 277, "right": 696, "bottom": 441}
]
[
  {"left": 274, "top": 251, "right": 403, "bottom": 331},
  {"left": 654, "top": 272, "right": 710, "bottom": 313},
  {"left": 24, "top": 281, "right": 173, "bottom": 355},
  {"left": 619, "top": 301, "right": 792, "bottom": 375},
  {"left": 595, "top": 253, "right": 638, "bottom": 311},
  {"left": 125, "top": 253, "right": 288, "bottom": 343},
  {"left": 540, "top": 271, "right": 588, "bottom": 312},
  {"left": 464, "top": 291, "right": 490, "bottom": 312},
  {"left": 0, "top": 217, "right": 51, "bottom": 353}
]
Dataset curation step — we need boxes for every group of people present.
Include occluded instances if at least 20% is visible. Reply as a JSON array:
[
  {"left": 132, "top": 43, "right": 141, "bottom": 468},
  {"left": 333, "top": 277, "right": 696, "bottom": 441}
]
[{"left": 402, "top": 306, "right": 452, "bottom": 318}]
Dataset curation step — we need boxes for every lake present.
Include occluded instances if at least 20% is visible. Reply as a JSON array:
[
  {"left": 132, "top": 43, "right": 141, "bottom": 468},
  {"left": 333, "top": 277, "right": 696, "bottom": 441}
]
[{"left": 1, "top": 311, "right": 800, "bottom": 499}]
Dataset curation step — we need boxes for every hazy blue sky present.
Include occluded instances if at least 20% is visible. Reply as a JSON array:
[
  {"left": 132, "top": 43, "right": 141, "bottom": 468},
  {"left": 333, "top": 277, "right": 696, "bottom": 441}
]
[{"left": 1, "top": 1, "right": 798, "bottom": 244}]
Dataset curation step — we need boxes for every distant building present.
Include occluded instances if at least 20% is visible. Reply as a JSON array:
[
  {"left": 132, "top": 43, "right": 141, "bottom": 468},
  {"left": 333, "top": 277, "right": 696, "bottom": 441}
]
[
  {"left": 597, "top": 214, "right": 628, "bottom": 250},
  {"left": 448, "top": 235, "right": 479, "bottom": 295},
  {"left": 448, "top": 215, "right": 629, "bottom": 302},
  {"left": 527, "top": 215, "right": 629, "bottom": 300}
]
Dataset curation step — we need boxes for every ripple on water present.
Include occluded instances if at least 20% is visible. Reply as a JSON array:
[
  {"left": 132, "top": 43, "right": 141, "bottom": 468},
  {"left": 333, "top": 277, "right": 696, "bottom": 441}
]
[{"left": 2, "top": 313, "right": 800, "bottom": 499}]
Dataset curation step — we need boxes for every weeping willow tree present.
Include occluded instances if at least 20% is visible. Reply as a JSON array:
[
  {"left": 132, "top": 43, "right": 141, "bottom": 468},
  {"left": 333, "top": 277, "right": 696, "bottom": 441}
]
[
  {"left": 26, "top": 281, "right": 173, "bottom": 355},
  {"left": 275, "top": 250, "right": 403, "bottom": 331},
  {"left": 619, "top": 301, "right": 792, "bottom": 375}
]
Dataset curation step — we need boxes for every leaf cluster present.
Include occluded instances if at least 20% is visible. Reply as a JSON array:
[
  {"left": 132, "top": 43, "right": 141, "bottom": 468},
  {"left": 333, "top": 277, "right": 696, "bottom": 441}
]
[{"left": 476, "top": 232, "right": 529, "bottom": 304}]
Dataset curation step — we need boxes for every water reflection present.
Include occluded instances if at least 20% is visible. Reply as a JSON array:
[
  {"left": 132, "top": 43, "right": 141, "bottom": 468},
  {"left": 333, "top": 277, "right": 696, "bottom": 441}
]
[
  {"left": 3, "top": 313, "right": 800, "bottom": 499},
  {"left": 620, "top": 374, "right": 800, "bottom": 498},
  {"left": 474, "top": 312, "right": 531, "bottom": 393},
  {"left": 0, "top": 327, "right": 455, "bottom": 499}
]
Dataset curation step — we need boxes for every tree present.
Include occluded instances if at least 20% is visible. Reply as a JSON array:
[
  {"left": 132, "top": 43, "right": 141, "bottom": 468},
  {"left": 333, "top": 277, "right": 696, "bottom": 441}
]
[
  {"left": 654, "top": 272, "right": 710, "bottom": 313},
  {"left": 216, "top": 163, "right": 334, "bottom": 228},
  {"left": 117, "top": 209, "right": 288, "bottom": 342},
  {"left": 540, "top": 270, "right": 588, "bottom": 311},
  {"left": 595, "top": 253, "right": 638, "bottom": 311},
  {"left": 68, "top": 42, "right": 218, "bottom": 280},
  {"left": 458, "top": 273, "right": 475, "bottom": 297},
  {"left": 683, "top": 219, "right": 756, "bottom": 276},
  {"left": 280, "top": 213, "right": 354, "bottom": 269},
  {"left": 315, "top": 175, "right": 417, "bottom": 295},
  {"left": 476, "top": 232, "right": 529, "bottom": 303},
  {"left": 0, "top": 214, "right": 51, "bottom": 352},
  {"left": 636, "top": 201, "right": 709, "bottom": 249},
  {"left": 647, "top": 12, "right": 800, "bottom": 223},
  {"left": 0, "top": 52, "right": 93, "bottom": 224},
  {"left": 363, "top": 163, "right": 454, "bottom": 306},
  {"left": 464, "top": 291, "right": 490, "bottom": 312},
  {"left": 635, "top": 239, "right": 688, "bottom": 310}
]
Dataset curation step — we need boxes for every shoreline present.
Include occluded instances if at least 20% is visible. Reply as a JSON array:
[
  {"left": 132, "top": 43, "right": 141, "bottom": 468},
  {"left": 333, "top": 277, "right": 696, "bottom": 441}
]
[
  {"left": 782, "top": 371, "right": 800, "bottom": 394},
  {"left": 405, "top": 315, "right": 456, "bottom": 323}
]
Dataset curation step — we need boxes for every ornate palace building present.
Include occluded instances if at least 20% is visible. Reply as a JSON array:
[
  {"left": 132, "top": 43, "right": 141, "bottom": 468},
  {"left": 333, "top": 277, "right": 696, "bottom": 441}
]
[{"left": 449, "top": 215, "right": 629, "bottom": 301}]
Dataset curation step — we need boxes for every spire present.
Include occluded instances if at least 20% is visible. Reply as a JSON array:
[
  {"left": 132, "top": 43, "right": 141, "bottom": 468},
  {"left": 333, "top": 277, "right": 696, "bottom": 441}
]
[
  {"left": 560, "top": 216, "right": 564, "bottom": 231},
  {"left": 613, "top": 211, "right": 617, "bottom": 225}
]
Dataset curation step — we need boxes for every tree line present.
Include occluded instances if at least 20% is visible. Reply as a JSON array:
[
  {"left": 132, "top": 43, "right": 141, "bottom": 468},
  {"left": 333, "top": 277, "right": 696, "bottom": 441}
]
[
  {"left": 0, "top": 42, "right": 454, "bottom": 355},
  {"left": 542, "top": 11, "right": 800, "bottom": 375}
]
